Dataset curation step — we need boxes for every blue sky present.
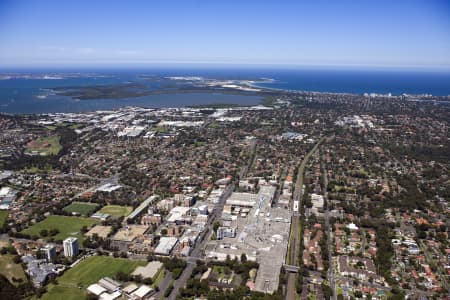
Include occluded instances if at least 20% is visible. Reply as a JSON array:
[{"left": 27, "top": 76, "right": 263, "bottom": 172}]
[{"left": 0, "top": 0, "right": 449, "bottom": 69}]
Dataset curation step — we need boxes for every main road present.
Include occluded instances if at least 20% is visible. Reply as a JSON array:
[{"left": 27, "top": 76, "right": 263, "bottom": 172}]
[
  {"left": 166, "top": 139, "right": 257, "bottom": 300},
  {"left": 322, "top": 152, "right": 337, "bottom": 300},
  {"left": 286, "top": 137, "right": 324, "bottom": 300},
  {"left": 166, "top": 184, "right": 233, "bottom": 300}
]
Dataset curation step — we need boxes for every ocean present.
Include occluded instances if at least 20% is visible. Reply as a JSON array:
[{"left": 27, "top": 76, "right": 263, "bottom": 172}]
[
  {"left": 0, "top": 68, "right": 449, "bottom": 114},
  {"left": 250, "top": 68, "right": 450, "bottom": 96}
]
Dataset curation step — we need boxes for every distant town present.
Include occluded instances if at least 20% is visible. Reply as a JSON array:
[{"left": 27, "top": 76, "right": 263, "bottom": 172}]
[{"left": 0, "top": 88, "right": 449, "bottom": 300}]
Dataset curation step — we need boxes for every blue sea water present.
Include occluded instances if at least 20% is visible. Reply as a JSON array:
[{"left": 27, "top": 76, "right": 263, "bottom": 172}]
[
  {"left": 0, "top": 68, "right": 449, "bottom": 114},
  {"left": 0, "top": 72, "right": 261, "bottom": 114},
  {"left": 250, "top": 69, "right": 450, "bottom": 96}
]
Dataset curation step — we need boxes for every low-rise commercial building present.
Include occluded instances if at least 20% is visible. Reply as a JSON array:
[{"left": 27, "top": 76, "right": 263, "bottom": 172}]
[{"left": 154, "top": 236, "right": 178, "bottom": 255}]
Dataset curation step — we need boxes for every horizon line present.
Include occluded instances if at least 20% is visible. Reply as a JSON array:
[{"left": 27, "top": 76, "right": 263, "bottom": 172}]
[{"left": 1, "top": 60, "right": 450, "bottom": 72}]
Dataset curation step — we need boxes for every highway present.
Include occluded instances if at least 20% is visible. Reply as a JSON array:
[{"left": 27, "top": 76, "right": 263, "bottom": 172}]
[{"left": 286, "top": 137, "right": 324, "bottom": 300}]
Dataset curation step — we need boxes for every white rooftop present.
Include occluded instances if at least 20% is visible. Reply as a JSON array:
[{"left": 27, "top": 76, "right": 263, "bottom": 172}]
[
  {"left": 99, "top": 291, "right": 121, "bottom": 300},
  {"left": 96, "top": 183, "right": 122, "bottom": 192},
  {"left": 122, "top": 283, "right": 138, "bottom": 294},
  {"left": 347, "top": 223, "right": 359, "bottom": 231},
  {"left": 132, "top": 285, "right": 153, "bottom": 298},
  {"left": 167, "top": 206, "right": 190, "bottom": 223},
  {"left": 154, "top": 237, "right": 178, "bottom": 255},
  {"left": 0, "top": 187, "right": 11, "bottom": 196},
  {"left": 87, "top": 283, "right": 106, "bottom": 296}
]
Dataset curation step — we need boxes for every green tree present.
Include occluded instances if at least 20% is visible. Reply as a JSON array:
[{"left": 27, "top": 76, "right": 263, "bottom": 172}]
[{"left": 213, "top": 221, "right": 221, "bottom": 232}]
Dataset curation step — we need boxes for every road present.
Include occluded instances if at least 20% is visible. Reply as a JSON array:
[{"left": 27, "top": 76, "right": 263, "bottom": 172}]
[
  {"left": 239, "top": 139, "right": 257, "bottom": 180},
  {"left": 166, "top": 184, "right": 232, "bottom": 300},
  {"left": 286, "top": 137, "right": 324, "bottom": 300},
  {"left": 273, "top": 167, "right": 286, "bottom": 205},
  {"left": 166, "top": 140, "right": 256, "bottom": 299},
  {"left": 322, "top": 153, "right": 337, "bottom": 300},
  {"left": 285, "top": 216, "right": 300, "bottom": 300},
  {"left": 155, "top": 271, "right": 172, "bottom": 300}
]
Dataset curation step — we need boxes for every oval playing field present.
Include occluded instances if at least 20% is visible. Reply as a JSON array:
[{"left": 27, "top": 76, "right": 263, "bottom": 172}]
[{"left": 99, "top": 205, "right": 133, "bottom": 217}]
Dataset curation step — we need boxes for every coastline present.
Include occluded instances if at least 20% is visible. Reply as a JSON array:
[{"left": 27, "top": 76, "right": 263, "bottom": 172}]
[{"left": 0, "top": 70, "right": 449, "bottom": 115}]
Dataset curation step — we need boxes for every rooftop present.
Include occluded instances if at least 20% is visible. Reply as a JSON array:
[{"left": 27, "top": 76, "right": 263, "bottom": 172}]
[{"left": 154, "top": 236, "right": 178, "bottom": 255}]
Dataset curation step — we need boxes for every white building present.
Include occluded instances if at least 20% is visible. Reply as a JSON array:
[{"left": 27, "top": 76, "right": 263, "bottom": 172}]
[
  {"left": 166, "top": 206, "right": 191, "bottom": 223},
  {"left": 310, "top": 193, "right": 324, "bottom": 216},
  {"left": 118, "top": 126, "right": 146, "bottom": 137},
  {"left": 63, "top": 237, "right": 79, "bottom": 257},
  {"left": 217, "top": 227, "right": 236, "bottom": 240},
  {"left": 131, "top": 285, "right": 154, "bottom": 299},
  {"left": 42, "top": 244, "right": 56, "bottom": 261},
  {"left": 154, "top": 237, "right": 178, "bottom": 255}
]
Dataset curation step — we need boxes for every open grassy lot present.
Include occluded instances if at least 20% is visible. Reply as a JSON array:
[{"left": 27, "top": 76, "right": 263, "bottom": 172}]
[
  {"left": 22, "top": 166, "right": 52, "bottom": 174},
  {"left": 0, "top": 210, "right": 8, "bottom": 227},
  {"left": 25, "top": 135, "right": 62, "bottom": 156},
  {"left": 63, "top": 201, "right": 98, "bottom": 216},
  {"left": 0, "top": 255, "right": 27, "bottom": 285},
  {"left": 21, "top": 215, "right": 97, "bottom": 242},
  {"left": 42, "top": 256, "right": 146, "bottom": 300},
  {"left": 99, "top": 205, "right": 133, "bottom": 217},
  {"left": 69, "top": 123, "right": 84, "bottom": 130},
  {"left": 41, "top": 285, "right": 85, "bottom": 300}
]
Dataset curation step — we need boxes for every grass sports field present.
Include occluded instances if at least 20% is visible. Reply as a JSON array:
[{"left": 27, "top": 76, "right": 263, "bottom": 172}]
[
  {"left": 42, "top": 256, "right": 146, "bottom": 300},
  {"left": 0, "top": 211, "right": 8, "bottom": 227},
  {"left": 25, "top": 135, "right": 62, "bottom": 156},
  {"left": 21, "top": 215, "right": 97, "bottom": 242},
  {"left": 0, "top": 255, "right": 27, "bottom": 285},
  {"left": 99, "top": 205, "right": 133, "bottom": 217},
  {"left": 63, "top": 201, "right": 99, "bottom": 216}
]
